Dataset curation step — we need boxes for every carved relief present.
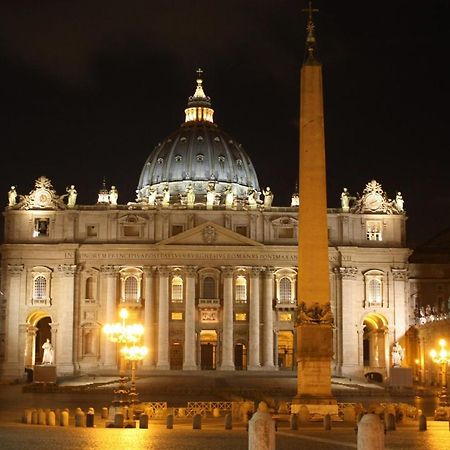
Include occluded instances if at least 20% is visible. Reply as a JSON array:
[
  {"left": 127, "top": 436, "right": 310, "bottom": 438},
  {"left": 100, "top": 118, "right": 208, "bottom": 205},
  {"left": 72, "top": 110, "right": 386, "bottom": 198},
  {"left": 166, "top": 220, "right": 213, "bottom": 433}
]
[
  {"left": 338, "top": 267, "right": 358, "bottom": 280},
  {"left": 56, "top": 264, "right": 77, "bottom": 276},
  {"left": 297, "top": 301, "right": 333, "bottom": 325},
  {"left": 202, "top": 225, "right": 217, "bottom": 244},
  {"left": 392, "top": 268, "right": 408, "bottom": 281}
]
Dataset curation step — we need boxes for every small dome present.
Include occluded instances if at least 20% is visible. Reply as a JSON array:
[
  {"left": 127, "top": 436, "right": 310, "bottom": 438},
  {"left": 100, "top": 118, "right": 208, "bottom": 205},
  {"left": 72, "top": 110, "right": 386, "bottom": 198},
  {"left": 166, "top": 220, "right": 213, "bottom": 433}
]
[{"left": 136, "top": 70, "right": 260, "bottom": 205}]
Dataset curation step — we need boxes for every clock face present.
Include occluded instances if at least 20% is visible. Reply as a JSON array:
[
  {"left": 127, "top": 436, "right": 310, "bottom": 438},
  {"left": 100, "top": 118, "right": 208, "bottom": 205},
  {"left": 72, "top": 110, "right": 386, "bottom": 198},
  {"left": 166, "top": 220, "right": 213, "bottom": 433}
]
[
  {"left": 35, "top": 189, "right": 51, "bottom": 207},
  {"left": 365, "top": 193, "right": 382, "bottom": 211}
]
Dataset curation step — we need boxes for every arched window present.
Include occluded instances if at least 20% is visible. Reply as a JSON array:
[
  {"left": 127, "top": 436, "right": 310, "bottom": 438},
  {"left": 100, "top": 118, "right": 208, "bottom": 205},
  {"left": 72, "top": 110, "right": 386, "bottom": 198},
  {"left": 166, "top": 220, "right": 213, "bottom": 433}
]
[
  {"left": 203, "top": 277, "right": 215, "bottom": 299},
  {"left": 124, "top": 276, "right": 138, "bottom": 301},
  {"left": 172, "top": 276, "right": 183, "bottom": 302},
  {"left": 33, "top": 276, "right": 47, "bottom": 300},
  {"left": 364, "top": 270, "right": 384, "bottom": 307},
  {"left": 235, "top": 276, "right": 247, "bottom": 303},
  {"left": 279, "top": 277, "right": 292, "bottom": 303},
  {"left": 86, "top": 277, "right": 95, "bottom": 300}
]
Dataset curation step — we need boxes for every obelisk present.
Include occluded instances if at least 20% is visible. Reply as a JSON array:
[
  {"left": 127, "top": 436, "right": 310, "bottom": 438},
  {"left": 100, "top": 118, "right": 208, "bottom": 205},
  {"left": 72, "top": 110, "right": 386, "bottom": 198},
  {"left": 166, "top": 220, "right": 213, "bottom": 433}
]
[{"left": 294, "top": 3, "right": 335, "bottom": 405}]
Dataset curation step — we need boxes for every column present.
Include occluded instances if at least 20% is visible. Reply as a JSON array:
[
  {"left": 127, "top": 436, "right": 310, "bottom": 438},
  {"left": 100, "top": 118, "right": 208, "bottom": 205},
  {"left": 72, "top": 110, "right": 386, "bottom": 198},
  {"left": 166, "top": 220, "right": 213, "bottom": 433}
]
[
  {"left": 338, "top": 267, "right": 360, "bottom": 378},
  {"left": 220, "top": 267, "right": 235, "bottom": 370},
  {"left": 183, "top": 266, "right": 197, "bottom": 370},
  {"left": 262, "top": 268, "right": 275, "bottom": 369},
  {"left": 156, "top": 266, "right": 170, "bottom": 369},
  {"left": 24, "top": 325, "right": 38, "bottom": 367},
  {"left": 392, "top": 268, "right": 408, "bottom": 339},
  {"left": 3, "top": 264, "right": 24, "bottom": 378},
  {"left": 55, "top": 264, "right": 77, "bottom": 375},
  {"left": 101, "top": 265, "right": 118, "bottom": 369},
  {"left": 248, "top": 267, "right": 262, "bottom": 369},
  {"left": 142, "top": 267, "right": 155, "bottom": 369}
]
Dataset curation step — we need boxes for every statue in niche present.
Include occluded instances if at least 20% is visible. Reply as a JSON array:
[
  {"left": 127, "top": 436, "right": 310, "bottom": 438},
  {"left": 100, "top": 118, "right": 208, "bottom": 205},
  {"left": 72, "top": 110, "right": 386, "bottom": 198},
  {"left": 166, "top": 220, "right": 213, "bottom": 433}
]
[
  {"left": 41, "top": 338, "right": 54, "bottom": 365},
  {"left": 186, "top": 183, "right": 195, "bottom": 208},
  {"left": 263, "top": 186, "right": 274, "bottom": 209},
  {"left": 148, "top": 186, "right": 157, "bottom": 206},
  {"left": 8, "top": 186, "right": 17, "bottom": 207},
  {"left": 206, "top": 181, "right": 216, "bottom": 209},
  {"left": 66, "top": 185, "right": 77, "bottom": 208},
  {"left": 224, "top": 185, "right": 234, "bottom": 209},
  {"left": 340, "top": 187, "right": 350, "bottom": 212},
  {"left": 109, "top": 186, "right": 118, "bottom": 206},
  {"left": 395, "top": 192, "right": 404, "bottom": 212},
  {"left": 162, "top": 183, "right": 170, "bottom": 207},
  {"left": 391, "top": 342, "right": 404, "bottom": 367}
]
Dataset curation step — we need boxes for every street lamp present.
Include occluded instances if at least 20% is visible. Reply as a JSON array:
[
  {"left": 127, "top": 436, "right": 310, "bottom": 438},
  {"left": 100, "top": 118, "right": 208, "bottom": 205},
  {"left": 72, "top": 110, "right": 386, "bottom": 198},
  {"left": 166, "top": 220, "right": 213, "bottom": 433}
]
[
  {"left": 430, "top": 338, "right": 450, "bottom": 407},
  {"left": 121, "top": 345, "right": 148, "bottom": 406},
  {"left": 103, "top": 308, "right": 144, "bottom": 408}
]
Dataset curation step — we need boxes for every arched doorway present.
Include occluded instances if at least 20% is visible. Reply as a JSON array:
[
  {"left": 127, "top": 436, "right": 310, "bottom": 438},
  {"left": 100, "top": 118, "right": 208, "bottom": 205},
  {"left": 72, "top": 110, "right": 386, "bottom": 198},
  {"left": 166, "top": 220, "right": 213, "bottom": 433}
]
[
  {"left": 277, "top": 331, "right": 294, "bottom": 369},
  {"left": 200, "top": 330, "right": 217, "bottom": 370},
  {"left": 25, "top": 312, "right": 52, "bottom": 367},
  {"left": 234, "top": 343, "right": 247, "bottom": 370},
  {"left": 362, "top": 313, "right": 388, "bottom": 378}
]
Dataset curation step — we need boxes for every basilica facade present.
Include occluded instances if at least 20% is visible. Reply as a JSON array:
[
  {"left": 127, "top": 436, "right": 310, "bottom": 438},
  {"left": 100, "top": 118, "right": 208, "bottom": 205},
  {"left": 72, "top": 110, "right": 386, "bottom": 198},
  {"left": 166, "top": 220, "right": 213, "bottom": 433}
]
[{"left": 0, "top": 73, "right": 414, "bottom": 382}]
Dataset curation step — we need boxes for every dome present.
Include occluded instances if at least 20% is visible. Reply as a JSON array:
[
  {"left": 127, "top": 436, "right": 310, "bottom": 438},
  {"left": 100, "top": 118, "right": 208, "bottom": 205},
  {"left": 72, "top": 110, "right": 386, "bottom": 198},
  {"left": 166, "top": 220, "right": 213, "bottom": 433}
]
[{"left": 136, "top": 70, "right": 260, "bottom": 208}]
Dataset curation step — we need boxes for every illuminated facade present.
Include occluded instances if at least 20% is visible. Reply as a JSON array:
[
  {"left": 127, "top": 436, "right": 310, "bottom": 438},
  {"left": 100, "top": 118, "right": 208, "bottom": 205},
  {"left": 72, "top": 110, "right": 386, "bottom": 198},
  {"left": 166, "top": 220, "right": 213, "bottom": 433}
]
[{"left": 0, "top": 73, "right": 414, "bottom": 381}]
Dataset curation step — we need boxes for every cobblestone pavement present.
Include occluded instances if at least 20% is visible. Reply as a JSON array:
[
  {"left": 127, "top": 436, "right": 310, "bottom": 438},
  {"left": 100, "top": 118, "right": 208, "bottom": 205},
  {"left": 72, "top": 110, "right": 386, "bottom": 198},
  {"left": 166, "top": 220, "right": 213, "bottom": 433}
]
[{"left": 0, "top": 374, "right": 446, "bottom": 449}]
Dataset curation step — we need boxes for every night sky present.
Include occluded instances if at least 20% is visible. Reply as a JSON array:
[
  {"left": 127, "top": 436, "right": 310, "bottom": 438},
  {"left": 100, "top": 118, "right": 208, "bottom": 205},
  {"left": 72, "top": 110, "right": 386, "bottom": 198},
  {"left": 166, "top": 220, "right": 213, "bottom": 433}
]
[{"left": 2, "top": 0, "right": 449, "bottom": 247}]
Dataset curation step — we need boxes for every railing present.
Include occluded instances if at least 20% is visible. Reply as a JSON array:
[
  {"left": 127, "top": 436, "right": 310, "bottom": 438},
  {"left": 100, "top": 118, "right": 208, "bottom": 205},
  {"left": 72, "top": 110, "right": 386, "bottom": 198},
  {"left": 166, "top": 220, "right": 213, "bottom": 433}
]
[{"left": 174, "top": 401, "right": 233, "bottom": 417}]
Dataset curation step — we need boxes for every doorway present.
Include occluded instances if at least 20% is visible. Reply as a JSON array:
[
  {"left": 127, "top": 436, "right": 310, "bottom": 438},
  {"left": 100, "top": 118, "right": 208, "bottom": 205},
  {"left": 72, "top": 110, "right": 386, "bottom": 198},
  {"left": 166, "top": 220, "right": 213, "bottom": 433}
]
[
  {"left": 170, "top": 341, "right": 183, "bottom": 370},
  {"left": 200, "top": 330, "right": 217, "bottom": 370},
  {"left": 277, "top": 330, "right": 294, "bottom": 369},
  {"left": 234, "top": 343, "right": 247, "bottom": 370},
  {"left": 34, "top": 317, "right": 51, "bottom": 365}
]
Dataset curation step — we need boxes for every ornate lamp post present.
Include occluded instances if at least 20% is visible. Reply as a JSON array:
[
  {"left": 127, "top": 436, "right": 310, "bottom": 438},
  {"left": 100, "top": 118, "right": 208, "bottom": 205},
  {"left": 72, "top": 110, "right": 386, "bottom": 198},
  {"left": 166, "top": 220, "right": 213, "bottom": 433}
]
[
  {"left": 121, "top": 345, "right": 148, "bottom": 406},
  {"left": 430, "top": 338, "right": 450, "bottom": 407},
  {"left": 103, "top": 308, "right": 144, "bottom": 408}
]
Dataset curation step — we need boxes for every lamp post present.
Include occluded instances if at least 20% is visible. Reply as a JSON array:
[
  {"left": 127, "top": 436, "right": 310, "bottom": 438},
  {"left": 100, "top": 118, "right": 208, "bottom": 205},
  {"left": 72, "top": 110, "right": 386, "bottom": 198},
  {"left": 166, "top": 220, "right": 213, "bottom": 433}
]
[
  {"left": 103, "top": 308, "right": 144, "bottom": 408},
  {"left": 430, "top": 338, "right": 450, "bottom": 407},
  {"left": 121, "top": 345, "right": 148, "bottom": 406}
]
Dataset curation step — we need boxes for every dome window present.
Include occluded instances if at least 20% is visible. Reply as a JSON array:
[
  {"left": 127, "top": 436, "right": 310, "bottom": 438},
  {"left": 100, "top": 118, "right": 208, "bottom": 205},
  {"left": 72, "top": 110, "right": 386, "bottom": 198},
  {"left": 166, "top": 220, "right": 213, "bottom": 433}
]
[
  {"left": 196, "top": 154, "right": 204, "bottom": 162},
  {"left": 167, "top": 138, "right": 172, "bottom": 143},
  {"left": 218, "top": 156, "right": 225, "bottom": 163},
  {"left": 214, "top": 136, "right": 220, "bottom": 142},
  {"left": 157, "top": 158, "right": 164, "bottom": 164},
  {"left": 180, "top": 137, "right": 187, "bottom": 142},
  {"left": 197, "top": 136, "right": 204, "bottom": 142},
  {"left": 175, "top": 155, "right": 182, "bottom": 162},
  {"left": 229, "top": 140, "right": 234, "bottom": 144},
  {"left": 236, "top": 159, "right": 243, "bottom": 167}
]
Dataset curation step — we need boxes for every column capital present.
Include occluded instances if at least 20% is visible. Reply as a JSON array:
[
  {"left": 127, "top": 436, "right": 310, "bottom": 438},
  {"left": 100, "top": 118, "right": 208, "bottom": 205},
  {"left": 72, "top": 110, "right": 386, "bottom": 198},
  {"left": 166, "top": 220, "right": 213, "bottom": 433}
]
[
  {"left": 157, "top": 266, "right": 171, "bottom": 277},
  {"left": 7, "top": 264, "right": 24, "bottom": 275},
  {"left": 100, "top": 265, "right": 120, "bottom": 276},
  {"left": 335, "top": 266, "right": 358, "bottom": 280},
  {"left": 263, "top": 267, "right": 276, "bottom": 278},
  {"left": 184, "top": 266, "right": 198, "bottom": 277},
  {"left": 56, "top": 264, "right": 77, "bottom": 276},
  {"left": 250, "top": 266, "right": 264, "bottom": 278},
  {"left": 143, "top": 266, "right": 155, "bottom": 276},
  {"left": 221, "top": 266, "right": 234, "bottom": 277},
  {"left": 392, "top": 268, "right": 408, "bottom": 281}
]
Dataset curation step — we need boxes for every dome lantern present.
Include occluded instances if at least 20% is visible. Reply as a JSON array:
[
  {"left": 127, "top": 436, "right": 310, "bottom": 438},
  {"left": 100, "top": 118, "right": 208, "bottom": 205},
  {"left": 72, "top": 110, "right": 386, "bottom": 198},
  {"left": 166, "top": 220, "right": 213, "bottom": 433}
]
[{"left": 184, "top": 68, "right": 214, "bottom": 123}]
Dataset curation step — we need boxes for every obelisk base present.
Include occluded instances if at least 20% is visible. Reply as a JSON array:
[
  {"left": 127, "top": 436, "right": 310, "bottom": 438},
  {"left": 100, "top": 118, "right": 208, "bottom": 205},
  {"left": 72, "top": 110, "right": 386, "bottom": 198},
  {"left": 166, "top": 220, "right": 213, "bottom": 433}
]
[{"left": 293, "top": 323, "right": 336, "bottom": 405}]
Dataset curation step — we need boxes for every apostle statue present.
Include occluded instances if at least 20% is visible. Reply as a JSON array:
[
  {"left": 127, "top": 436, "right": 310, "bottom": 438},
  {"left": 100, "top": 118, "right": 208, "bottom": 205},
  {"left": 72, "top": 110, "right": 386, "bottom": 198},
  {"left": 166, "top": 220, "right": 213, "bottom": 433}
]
[
  {"left": 66, "top": 185, "right": 77, "bottom": 208},
  {"left": 224, "top": 185, "right": 234, "bottom": 209},
  {"left": 8, "top": 186, "right": 17, "bottom": 207},
  {"left": 247, "top": 189, "right": 257, "bottom": 210},
  {"left": 206, "top": 181, "right": 216, "bottom": 209},
  {"left": 109, "top": 186, "right": 118, "bottom": 206},
  {"left": 263, "top": 186, "right": 274, "bottom": 209},
  {"left": 186, "top": 183, "right": 195, "bottom": 208},
  {"left": 162, "top": 183, "right": 170, "bottom": 207},
  {"left": 340, "top": 187, "right": 350, "bottom": 212},
  {"left": 148, "top": 186, "right": 157, "bottom": 206},
  {"left": 395, "top": 192, "right": 404, "bottom": 213},
  {"left": 42, "top": 338, "right": 54, "bottom": 365}
]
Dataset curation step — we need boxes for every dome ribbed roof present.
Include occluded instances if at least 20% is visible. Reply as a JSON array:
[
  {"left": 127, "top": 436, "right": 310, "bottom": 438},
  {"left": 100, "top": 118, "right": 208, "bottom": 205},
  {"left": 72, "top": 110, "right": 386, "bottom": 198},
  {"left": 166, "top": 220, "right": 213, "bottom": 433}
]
[{"left": 136, "top": 70, "right": 260, "bottom": 205}]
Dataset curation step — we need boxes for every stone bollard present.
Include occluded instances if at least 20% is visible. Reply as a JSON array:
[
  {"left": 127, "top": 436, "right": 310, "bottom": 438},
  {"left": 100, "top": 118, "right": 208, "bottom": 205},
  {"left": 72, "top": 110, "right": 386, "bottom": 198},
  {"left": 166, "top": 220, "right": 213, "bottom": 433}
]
[
  {"left": 167, "top": 414, "right": 174, "bottom": 429},
  {"left": 139, "top": 413, "right": 149, "bottom": 429},
  {"left": 86, "top": 408, "right": 95, "bottom": 428},
  {"left": 31, "top": 409, "right": 38, "bottom": 425},
  {"left": 213, "top": 407, "right": 221, "bottom": 418},
  {"left": 298, "top": 405, "right": 310, "bottom": 424},
  {"left": 248, "top": 402, "right": 275, "bottom": 450},
  {"left": 357, "top": 413, "right": 384, "bottom": 450},
  {"left": 178, "top": 407, "right": 185, "bottom": 418},
  {"left": 343, "top": 406, "right": 356, "bottom": 424},
  {"left": 418, "top": 414, "right": 427, "bottom": 431},
  {"left": 24, "top": 409, "right": 33, "bottom": 424},
  {"left": 290, "top": 413, "right": 298, "bottom": 430},
  {"left": 323, "top": 413, "right": 332, "bottom": 431},
  {"left": 60, "top": 410, "right": 69, "bottom": 427},
  {"left": 114, "top": 413, "right": 124, "bottom": 428},
  {"left": 385, "top": 413, "right": 396, "bottom": 431},
  {"left": 75, "top": 408, "right": 85, "bottom": 427},
  {"left": 38, "top": 409, "right": 46, "bottom": 425},
  {"left": 47, "top": 411, "right": 56, "bottom": 426},
  {"left": 225, "top": 413, "right": 232, "bottom": 430},
  {"left": 101, "top": 407, "right": 109, "bottom": 419},
  {"left": 193, "top": 414, "right": 202, "bottom": 430}
]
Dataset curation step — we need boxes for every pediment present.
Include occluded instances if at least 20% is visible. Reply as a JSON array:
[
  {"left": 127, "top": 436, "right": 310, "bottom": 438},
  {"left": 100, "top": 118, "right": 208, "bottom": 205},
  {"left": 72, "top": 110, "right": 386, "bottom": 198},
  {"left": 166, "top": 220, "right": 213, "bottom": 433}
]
[
  {"left": 157, "top": 221, "right": 263, "bottom": 246},
  {"left": 271, "top": 216, "right": 298, "bottom": 227}
]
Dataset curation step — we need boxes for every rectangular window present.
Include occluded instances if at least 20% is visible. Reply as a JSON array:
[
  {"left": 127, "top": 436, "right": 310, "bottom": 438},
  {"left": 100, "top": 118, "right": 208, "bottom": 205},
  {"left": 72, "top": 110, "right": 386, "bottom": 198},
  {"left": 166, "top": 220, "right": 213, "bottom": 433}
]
[
  {"left": 278, "top": 228, "right": 294, "bottom": 239},
  {"left": 171, "top": 225, "right": 184, "bottom": 236},
  {"left": 235, "top": 313, "right": 247, "bottom": 321},
  {"left": 171, "top": 312, "right": 183, "bottom": 321},
  {"left": 366, "top": 221, "right": 382, "bottom": 241},
  {"left": 235, "top": 226, "right": 248, "bottom": 236},
  {"left": 33, "top": 218, "right": 49, "bottom": 237},
  {"left": 87, "top": 225, "right": 98, "bottom": 237},
  {"left": 279, "top": 312, "right": 292, "bottom": 321},
  {"left": 123, "top": 226, "right": 140, "bottom": 237}
]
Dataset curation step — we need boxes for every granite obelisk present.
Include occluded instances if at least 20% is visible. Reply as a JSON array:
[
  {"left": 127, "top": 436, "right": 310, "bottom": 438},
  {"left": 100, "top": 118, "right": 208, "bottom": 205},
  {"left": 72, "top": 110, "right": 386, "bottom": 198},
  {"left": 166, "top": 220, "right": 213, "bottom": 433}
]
[{"left": 294, "top": 3, "right": 335, "bottom": 405}]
